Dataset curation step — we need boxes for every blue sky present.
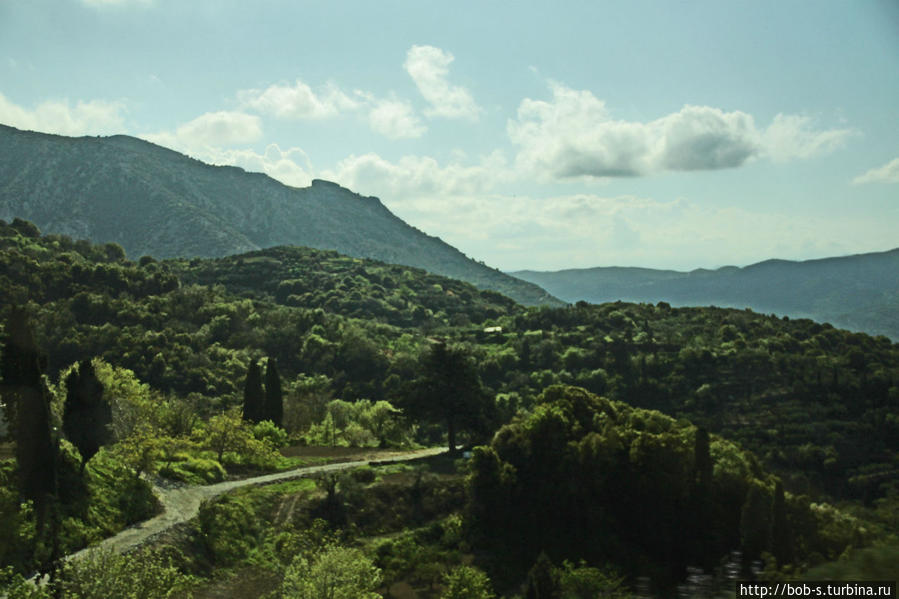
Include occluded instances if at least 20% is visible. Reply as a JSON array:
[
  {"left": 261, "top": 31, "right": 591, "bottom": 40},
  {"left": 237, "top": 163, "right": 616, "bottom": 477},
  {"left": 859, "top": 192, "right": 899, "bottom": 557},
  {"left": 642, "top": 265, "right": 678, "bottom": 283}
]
[{"left": 1, "top": 0, "right": 896, "bottom": 271}]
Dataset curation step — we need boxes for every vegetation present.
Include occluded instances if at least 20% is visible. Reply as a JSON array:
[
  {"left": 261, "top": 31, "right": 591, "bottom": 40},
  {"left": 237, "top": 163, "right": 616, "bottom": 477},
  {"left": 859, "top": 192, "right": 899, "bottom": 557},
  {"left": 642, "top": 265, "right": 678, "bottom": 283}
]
[
  {"left": 466, "top": 385, "right": 873, "bottom": 593},
  {"left": 0, "top": 219, "right": 896, "bottom": 596},
  {"left": 512, "top": 248, "right": 899, "bottom": 341}
]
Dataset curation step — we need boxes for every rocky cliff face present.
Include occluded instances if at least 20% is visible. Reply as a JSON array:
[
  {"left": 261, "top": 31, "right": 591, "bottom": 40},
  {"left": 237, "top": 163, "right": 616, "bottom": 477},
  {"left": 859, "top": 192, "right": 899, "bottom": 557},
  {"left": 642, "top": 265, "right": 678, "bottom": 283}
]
[{"left": 0, "top": 124, "right": 560, "bottom": 306}]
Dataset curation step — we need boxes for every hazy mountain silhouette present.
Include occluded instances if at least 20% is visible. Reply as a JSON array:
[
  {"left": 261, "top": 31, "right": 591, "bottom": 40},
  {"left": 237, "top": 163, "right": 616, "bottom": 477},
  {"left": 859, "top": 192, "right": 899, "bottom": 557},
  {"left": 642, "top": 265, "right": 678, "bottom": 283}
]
[
  {"left": 0, "top": 124, "right": 559, "bottom": 306},
  {"left": 512, "top": 249, "right": 899, "bottom": 339}
]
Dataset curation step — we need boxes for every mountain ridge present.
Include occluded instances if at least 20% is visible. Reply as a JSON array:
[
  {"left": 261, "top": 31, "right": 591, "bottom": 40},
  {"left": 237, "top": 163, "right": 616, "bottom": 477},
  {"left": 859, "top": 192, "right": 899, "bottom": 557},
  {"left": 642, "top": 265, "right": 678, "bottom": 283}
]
[
  {"left": 512, "top": 247, "right": 899, "bottom": 339},
  {"left": 0, "top": 123, "right": 561, "bottom": 307}
]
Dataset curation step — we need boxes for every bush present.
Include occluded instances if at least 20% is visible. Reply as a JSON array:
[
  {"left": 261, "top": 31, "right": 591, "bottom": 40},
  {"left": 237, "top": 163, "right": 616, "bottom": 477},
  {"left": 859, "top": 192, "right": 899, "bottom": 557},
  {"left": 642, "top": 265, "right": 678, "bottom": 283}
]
[
  {"left": 281, "top": 544, "right": 381, "bottom": 599},
  {"left": 441, "top": 565, "right": 494, "bottom": 599},
  {"left": 57, "top": 548, "right": 191, "bottom": 599},
  {"left": 195, "top": 495, "right": 261, "bottom": 566},
  {"left": 252, "top": 420, "right": 289, "bottom": 449},
  {"left": 159, "top": 454, "right": 226, "bottom": 484}
]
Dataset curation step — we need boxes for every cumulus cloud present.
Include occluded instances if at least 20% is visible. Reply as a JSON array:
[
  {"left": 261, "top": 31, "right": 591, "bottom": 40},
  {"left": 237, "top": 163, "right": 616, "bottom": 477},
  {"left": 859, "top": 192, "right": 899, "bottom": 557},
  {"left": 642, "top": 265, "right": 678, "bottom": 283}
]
[
  {"left": 322, "top": 151, "right": 508, "bottom": 204},
  {"left": 657, "top": 106, "right": 759, "bottom": 170},
  {"left": 240, "top": 78, "right": 428, "bottom": 140},
  {"left": 404, "top": 45, "right": 481, "bottom": 120},
  {"left": 140, "top": 111, "right": 314, "bottom": 187},
  {"left": 852, "top": 157, "right": 899, "bottom": 185},
  {"left": 0, "top": 92, "right": 126, "bottom": 135},
  {"left": 367, "top": 97, "right": 426, "bottom": 139},
  {"left": 239, "top": 80, "right": 361, "bottom": 120},
  {"left": 143, "top": 110, "right": 262, "bottom": 150},
  {"left": 508, "top": 83, "right": 854, "bottom": 180},
  {"left": 201, "top": 144, "right": 313, "bottom": 188}
]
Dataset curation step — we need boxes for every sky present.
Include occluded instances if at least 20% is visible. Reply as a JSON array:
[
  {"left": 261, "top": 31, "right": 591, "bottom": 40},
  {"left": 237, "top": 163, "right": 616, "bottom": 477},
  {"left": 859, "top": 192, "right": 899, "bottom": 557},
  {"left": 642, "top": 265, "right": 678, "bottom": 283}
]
[{"left": 1, "top": 0, "right": 897, "bottom": 272}]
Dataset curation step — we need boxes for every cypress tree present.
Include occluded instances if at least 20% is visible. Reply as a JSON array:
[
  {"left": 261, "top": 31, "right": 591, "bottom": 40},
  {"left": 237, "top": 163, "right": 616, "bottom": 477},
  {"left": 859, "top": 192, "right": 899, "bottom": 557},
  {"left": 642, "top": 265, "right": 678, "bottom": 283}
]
[
  {"left": 242, "top": 360, "right": 264, "bottom": 423},
  {"left": 693, "top": 427, "right": 713, "bottom": 493},
  {"left": 771, "top": 480, "right": 792, "bottom": 565},
  {"left": 264, "top": 357, "right": 283, "bottom": 427},
  {"left": 740, "top": 482, "right": 771, "bottom": 561},
  {"left": 690, "top": 427, "right": 714, "bottom": 566},
  {"left": 63, "top": 359, "right": 112, "bottom": 472},
  {"left": 0, "top": 308, "right": 58, "bottom": 531}
]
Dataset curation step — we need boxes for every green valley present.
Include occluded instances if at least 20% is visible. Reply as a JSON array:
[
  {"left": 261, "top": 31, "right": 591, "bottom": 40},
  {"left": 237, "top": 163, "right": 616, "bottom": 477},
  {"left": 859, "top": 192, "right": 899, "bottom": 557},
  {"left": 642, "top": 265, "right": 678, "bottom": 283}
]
[{"left": 1, "top": 218, "right": 897, "bottom": 598}]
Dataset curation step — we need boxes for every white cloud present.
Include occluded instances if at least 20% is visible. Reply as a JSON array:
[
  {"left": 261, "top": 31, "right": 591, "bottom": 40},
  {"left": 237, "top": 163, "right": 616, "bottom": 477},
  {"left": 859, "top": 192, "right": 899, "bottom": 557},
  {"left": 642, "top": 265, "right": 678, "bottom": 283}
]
[
  {"left": 763, "top": 114, "right": 856, "bottom": 162},
  {"left": 0, "top": 92, "right": 126, "bottom": 136},
  {"left": 143, "top": 110, "right": 262, "bottom": 150},
  {"left": 322, "top": 151, "right": 508, "bottom": 205},
  {"left": 141, "top": 111, "right": 313, "bottom": 187},
  {"left": 239, "top": 80, "right": 360, "bottom": 120},
  {"left": 200, "top": 144, "right": 313, "bottom": 188},
  {"left": 240, "top": 78, "right": 427, "bottom": 140},
  {"left": 368, "top": 97, "right": 426, "bottom": 139},
  {"left": 508, "top": 83, "right": 854, "bottom": 180},
  {"left": 404, "top": 45, "right": 481, "bottom": 120},
  {"left": 656, "top": 105, "right": 759, "bottom": 171},
  {"left": 852, "top": 157, "right": 899, "bottom": 185}
]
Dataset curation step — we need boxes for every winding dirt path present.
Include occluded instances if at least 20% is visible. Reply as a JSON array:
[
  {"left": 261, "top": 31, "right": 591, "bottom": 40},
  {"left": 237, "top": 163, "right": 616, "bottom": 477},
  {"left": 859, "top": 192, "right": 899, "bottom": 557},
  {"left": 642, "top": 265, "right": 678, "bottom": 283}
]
[{"left": 68, "top": 446, "right": 446, "bottom": 560}]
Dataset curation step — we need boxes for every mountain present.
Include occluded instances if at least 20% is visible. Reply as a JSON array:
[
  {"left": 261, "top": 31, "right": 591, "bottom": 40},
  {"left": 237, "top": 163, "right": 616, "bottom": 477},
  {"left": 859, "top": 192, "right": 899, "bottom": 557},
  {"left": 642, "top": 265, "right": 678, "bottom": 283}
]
[
  {"left": 0, "top": 124, "right": 560, "bottom": 307},
  {"left": 512, "top": 248, "right": 899, "bottom": 339}
]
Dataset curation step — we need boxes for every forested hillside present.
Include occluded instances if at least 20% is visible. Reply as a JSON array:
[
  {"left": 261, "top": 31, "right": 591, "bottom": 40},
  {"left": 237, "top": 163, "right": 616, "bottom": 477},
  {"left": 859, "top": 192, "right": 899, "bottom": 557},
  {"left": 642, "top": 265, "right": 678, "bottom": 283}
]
[
  {"left": 512, "top": 248, "right": 899, "bottom": 340},
  {"left": 0, "top": 124, "right": 560, "bottom": 307},
  {"left": 1, "top": 218, "right": 897, "bottom": 597}
]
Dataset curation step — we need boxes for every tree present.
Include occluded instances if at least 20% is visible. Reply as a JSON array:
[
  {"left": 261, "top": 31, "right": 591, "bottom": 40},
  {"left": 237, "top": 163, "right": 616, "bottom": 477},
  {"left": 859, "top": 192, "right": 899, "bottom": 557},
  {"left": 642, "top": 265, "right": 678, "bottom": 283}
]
[
  {"left": 441, "top": 565, "right": 495, "bottom": 599},
  {"left": 114, "top": 423, "right": 163, "bottom": 479},
  {"left": 357, "top": 399, "right": 403, "bottom": 447},
  {"left": 408, "top": 341, "right": 492, "bottom": 453},
  {"left": 525, "top": 552, "right": 560, "bottom": 599},
  {"left": 693, "top": 427, "right": 712, "bottom": 493},
  {"left": 281, "top": 544, "right": 381, "bottom": 599},
  {"left": 690, "top": 426, "right": 714, "bottom": 566},
  {"left": 557, "top": 561, "right": 631, "bottom": 599},
  {"left": 264, "top": 357, "right": 283, "bottom": 427},
  {"left": 771, "top": 480, "right": 792, "bottom": 565},
  {"left": 740, "top": 481, "right": 771, "bottom": 561},
  {"left": 242, "top": 360, "right": 264, "bottom": 423},
  {"left": 57, "top": 548, "right": 190, "bottom": 599},
  {"left": 0, "top": 308, "right": 57, "bottom": 527},
  {"left": 63, "top": 359, "right": 112, "bottom": 472},
  {"left": 201, "top": 408, "right": 268, "bottom": 463}
]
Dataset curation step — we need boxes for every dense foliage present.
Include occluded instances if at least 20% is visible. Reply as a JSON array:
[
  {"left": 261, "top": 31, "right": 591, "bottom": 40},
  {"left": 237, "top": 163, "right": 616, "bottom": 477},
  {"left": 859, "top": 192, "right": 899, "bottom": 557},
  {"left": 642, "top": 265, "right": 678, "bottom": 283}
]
[
  {"left": 2, "top": 219, "right": 895, "bottom": 506},
  {"left": 172, "top": 245, "right": 520, "bottom": 329},
  {"left": 466, "top": 385, "right": 871, "bottom": 592},
  {"left": 513, "top": 248, "right": 899, "bottom": 341},
  {"left": 0, "top": 219, "right": 896, "bottom": 595}
]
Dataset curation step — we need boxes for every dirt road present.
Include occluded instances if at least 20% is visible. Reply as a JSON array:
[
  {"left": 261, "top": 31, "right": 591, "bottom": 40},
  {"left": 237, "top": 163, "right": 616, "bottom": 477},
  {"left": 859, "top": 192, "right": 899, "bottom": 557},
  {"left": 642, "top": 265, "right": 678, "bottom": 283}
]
[{"left": 68, "top": 446, "right": 446, "bottom": 560}]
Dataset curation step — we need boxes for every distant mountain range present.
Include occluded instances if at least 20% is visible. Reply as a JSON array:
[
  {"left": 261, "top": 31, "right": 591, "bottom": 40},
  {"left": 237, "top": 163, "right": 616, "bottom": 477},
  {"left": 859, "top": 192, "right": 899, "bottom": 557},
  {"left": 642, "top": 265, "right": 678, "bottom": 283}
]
[
  {"left": 512, "top": 249, "right": 899, "bottom": 340},
  {"left": 0, "top": 124, "right": 560, "bottom": 307}
]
